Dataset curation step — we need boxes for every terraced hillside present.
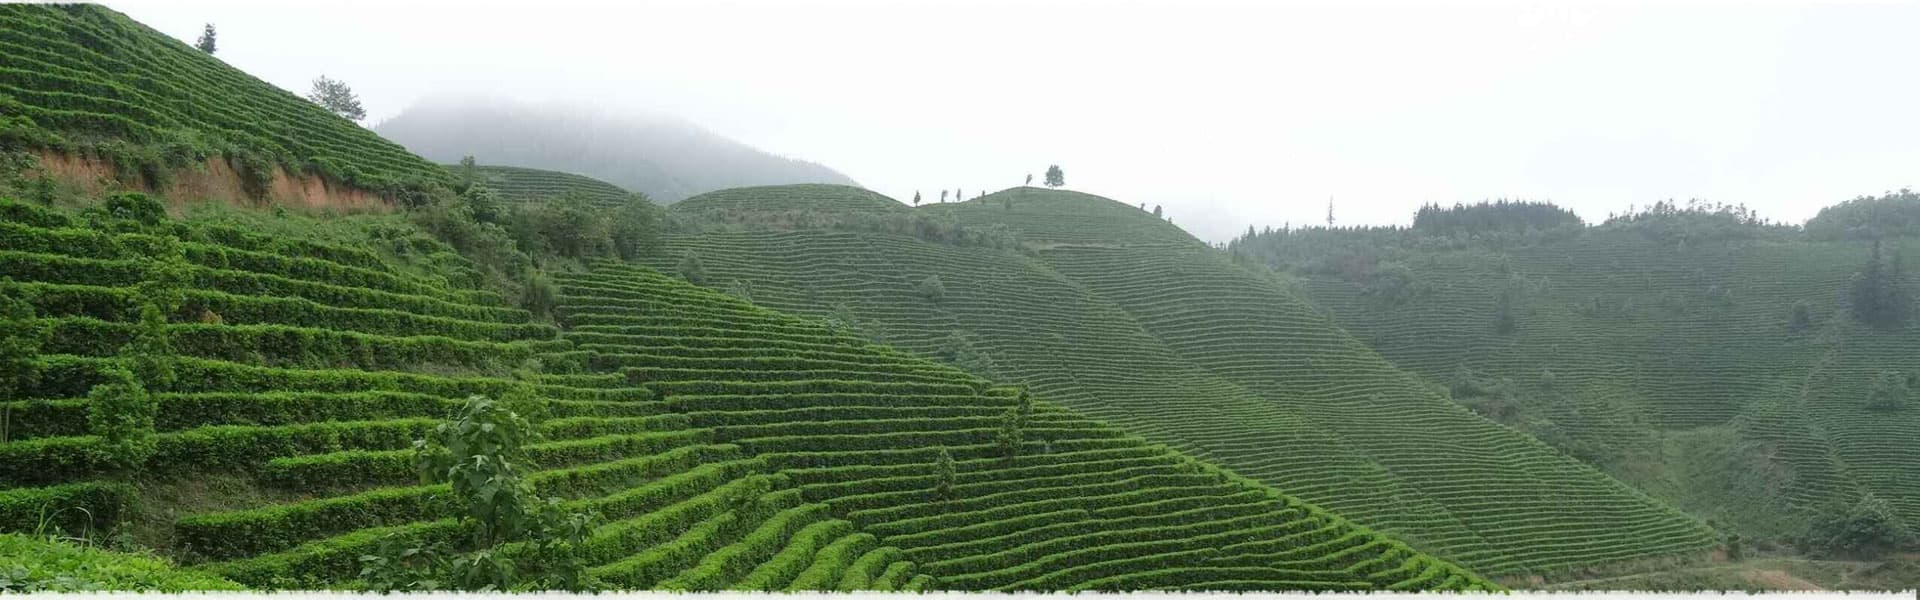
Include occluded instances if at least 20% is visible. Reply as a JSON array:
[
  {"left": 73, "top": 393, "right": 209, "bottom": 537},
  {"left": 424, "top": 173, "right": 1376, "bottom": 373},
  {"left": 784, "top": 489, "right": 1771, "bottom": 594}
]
[
  {"left": 646, "top": 184, "right": 1718, "bottom": 578},
  {"left": 0, "top": 195, "right": 1485, "bottom": 591},
  {"left": 675, "top": 184, "right": 906, "bottom": 222},
  {"left": 0, "top": 5, "right": 448, "bottom": 196},
  {"left": 1257, "top": 228, "right": 1920, "bottom": 538},
  {"left": 923, "top": 187, "right": 1200, "bottom": 247},
  {"left": 458, "top": 165, "right": 634, "bottom": 207}
]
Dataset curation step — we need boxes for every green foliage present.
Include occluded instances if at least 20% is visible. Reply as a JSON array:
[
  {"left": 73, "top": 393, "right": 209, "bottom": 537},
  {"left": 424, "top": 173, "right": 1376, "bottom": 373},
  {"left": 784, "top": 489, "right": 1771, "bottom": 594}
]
[
  {"left": 993, "top": 406, "right": 1025, "bottom": 461},
  {"left": 674, "top": 185, "right": 1022, "bottom": 250},
  {"left": 1807, "top": 188, "right": 1920, "bottom": 241},
  {"left": 608, "top": 201, "right": 665, "bottom": 260},
  {"left": 0, "top": 533, "right": 242, "bottom": 591},
  {"left": 1413, "top": 200, "right": 1583, "bottom": 236},
  {"left": 509, "top": 193, "right": 613, "bottom": 261},
  {"left": 930, "top": 447, "right": 956, "bottom": 503},
  {"left": 1492, "top": 280, "right": 1518, "bottom": 335},
  {"left": 678, "top": 252, "right": 707, "bottom": 285},
  {"left": 84, "top": 367, "right": 155, "bottom": 471},
  {"left": 361, "top": 396, "right": 599, "bottom": 592},
  {"left": 194, "top": 23, "right": 216, "bottom": 54},
  {"left": 1796, "top": 496, "right": 1909, "bottom": 558},
  {"left": 937, "top": 331, "right": 996, "bottom": 379},
  {"left": 917, "top": 274, "right": 945, "bottom": 303},
  {"left": 0, "top": 290, "right": 44, "bottom": 403},
  {"left": 460, "top": 183, "right": 501, "bottom": 225},
  {"left": 1789, "top": 300, "right": 1814, "bottom": 332},
  {"left": 306, "top": 75, "right": 366, "bottom": 122},
  {"left": 1865, "top": 371, "right": 1911, "bottom": 412},
  {"left": 1600, "top": 198, "right": 1783, "bottom": 245},
  {"left": 1043, "top": 165, "right": 1064, "bottom": 188},
  {"left": 522, "top": 272, "right": 556, "bottom": 321},
  {"left": 1850, "top": 240, "right": 1909, "bottom": 330},
  {"left": 1361, "top": 261, "right": 1419, "bottom": 305},
  {"left": 0, "top": 5, "right": 448, "bottom": 195},
  {"left": 123, "top": 303, "right": 176, "bottom": 391},
  {"left": 453, "top": 165, "right": 635, "bottom": 209}
]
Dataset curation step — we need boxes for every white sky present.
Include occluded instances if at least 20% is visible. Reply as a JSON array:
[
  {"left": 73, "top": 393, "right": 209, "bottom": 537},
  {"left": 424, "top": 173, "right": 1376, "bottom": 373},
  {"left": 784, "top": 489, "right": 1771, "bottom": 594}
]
[{"left": 117, "top": 0, "right": 1919, "bottom": 242}]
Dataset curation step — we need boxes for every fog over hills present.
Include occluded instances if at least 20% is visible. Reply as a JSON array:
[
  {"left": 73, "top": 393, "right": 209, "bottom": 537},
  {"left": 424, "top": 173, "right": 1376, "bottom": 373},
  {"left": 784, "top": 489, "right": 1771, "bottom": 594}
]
[{"left": 375, "top": 97, "right": 858, "bottom": 202}]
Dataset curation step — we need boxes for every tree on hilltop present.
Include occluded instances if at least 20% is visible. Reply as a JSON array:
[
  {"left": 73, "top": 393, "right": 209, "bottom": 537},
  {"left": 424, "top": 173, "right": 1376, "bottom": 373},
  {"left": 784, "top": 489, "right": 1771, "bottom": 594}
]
[
  {"left": 940, "top": 190, "right": 948, "bottom": 203},
  {"left": 1025, "top": 174, "right": 1033, "bottom": 186},
  {"left": 307, "top": 75, "right": 367, "bottom": 122},
  {"left": 912, "top": 191, "right": 921, "bottom": 206},
  {"left": 195, "top": 23, "right": 216, "bottom": 54},
  {"left": 1044, "top": 165, "right": 1064, "bottom": 188},
  {"left": 1152, "top": 204, "right": 1163, "bottom": 218}
]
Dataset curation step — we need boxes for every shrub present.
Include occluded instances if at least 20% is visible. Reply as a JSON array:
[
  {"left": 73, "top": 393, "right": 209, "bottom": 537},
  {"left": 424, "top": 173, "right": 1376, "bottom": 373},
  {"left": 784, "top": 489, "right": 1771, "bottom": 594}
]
[
  {"left": 360, "top": 396, "right": 599, "bottom": 592},
  {"left": 0, "top": 290, "right": 43, "bottom": 403},
  {"left": 917, "top": 275, "right": 946, "bottom": 303},
  {"left": 930, "top": 447, "right": 956, "bottom": 504},
  {"left": 85, "top": 367, "right": 155, "bottom": 471},
  {"left": 678, "top": 252, "right": 707, "bottom": 286},
  {"left": 1789, "top": 300, "right": 1814, "bottom": 332},
  {"left": 1866, "top": 371, "right": 1910, "bottom": 412},
  {"left": 1796, "top": 496, "right": 1909, "bottom": 558}
]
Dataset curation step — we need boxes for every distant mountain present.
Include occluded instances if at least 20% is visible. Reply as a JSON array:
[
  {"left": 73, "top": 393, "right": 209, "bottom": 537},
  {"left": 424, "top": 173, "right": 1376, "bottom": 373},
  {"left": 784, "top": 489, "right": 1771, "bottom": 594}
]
[{"left": 375, "top": 98, "right": 858, "bottom": 202}]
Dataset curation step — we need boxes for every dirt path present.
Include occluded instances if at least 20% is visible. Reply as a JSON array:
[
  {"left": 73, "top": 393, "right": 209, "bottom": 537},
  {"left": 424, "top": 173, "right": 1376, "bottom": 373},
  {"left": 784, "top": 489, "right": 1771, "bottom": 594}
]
[{"left": 1740, "top": 569, "right": 1827, "bottom": 591}]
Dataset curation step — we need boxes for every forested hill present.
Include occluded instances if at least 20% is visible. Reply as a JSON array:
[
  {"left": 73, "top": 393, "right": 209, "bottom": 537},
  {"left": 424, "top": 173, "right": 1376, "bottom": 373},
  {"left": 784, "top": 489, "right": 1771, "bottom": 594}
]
[
  {"left": 644, "top": 184, "right": 1718, "bottom": 580},
  {"left": 1229, "top": 193, "right": 1920, "bottom": 546},
  {"left": 375, "top": 98, "right": 858, "bottom": 203}
]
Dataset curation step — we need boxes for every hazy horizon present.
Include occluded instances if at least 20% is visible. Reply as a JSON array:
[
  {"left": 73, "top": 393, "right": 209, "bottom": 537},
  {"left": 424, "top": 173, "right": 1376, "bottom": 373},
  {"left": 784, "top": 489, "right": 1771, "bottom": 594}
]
[{"left": 117, "top": 0, "right": 1917, "bottom": 241}]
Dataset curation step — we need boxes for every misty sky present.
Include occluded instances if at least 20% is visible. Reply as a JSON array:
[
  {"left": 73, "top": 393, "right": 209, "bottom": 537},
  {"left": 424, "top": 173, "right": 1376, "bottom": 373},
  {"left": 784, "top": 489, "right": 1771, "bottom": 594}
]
[{"left": 119, "top": 0, "right": 1917, "bottom": 242}]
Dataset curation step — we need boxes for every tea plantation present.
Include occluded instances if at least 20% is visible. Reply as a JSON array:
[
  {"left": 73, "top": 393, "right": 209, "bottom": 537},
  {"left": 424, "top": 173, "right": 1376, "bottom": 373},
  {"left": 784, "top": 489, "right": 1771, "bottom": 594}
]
[
  {"left": 0, "top": 5, "right": 450, "bottom": 196},
  {"left": 0, "top": 195, "right": 1488, "bottom": 591},
  {"left": 644, "top": 185, "right": 1719, "bottom": 578},
  {"left": 454, "top": 165, "right": 634, "bottom": 208},
  {"left": 1263, "top": 228, "right": 1920, "bottom": 540}
]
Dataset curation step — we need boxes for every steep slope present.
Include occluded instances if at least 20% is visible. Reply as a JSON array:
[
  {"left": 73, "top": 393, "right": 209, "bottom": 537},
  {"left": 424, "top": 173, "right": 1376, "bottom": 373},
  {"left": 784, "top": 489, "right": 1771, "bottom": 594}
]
[
  {"left": 0, "top": 196, "right": 1485, "bottom": 592},
  {"left": 1250, "top": 224, "right": 1920, "bottom": 539},
  {"left": 649, "top": 184, "right": 1718, "bottom": 578},
  {"left": 457, "top": 164, "right": 634, "bottom": 207},
  {"left": 375, "top": 98, "right": 857, "bottom": 203},
  {"left": 0, "top": 4, "right": 448, "bottom": 197}
]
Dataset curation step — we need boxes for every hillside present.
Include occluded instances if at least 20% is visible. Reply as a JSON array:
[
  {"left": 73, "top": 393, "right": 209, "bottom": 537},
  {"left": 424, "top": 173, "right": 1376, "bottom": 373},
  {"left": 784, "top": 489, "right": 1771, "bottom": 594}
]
[
  {"left": 375, "top": 98, "right": 858, "bottom": 203},
  {"left": 0, "top": 5, "right": 448, "bottom": 200},
  {"left": 646, "top": 184, "right": 1719, "bottom": 579},
  {"left": 1233, "top": 208, "right": 1920, "bottom": 541},
  {"left": 456, "top": 164, "right": 634, "bottom": 208},
  {"left": 0, "top": 194, "right": 1488, "bottom": 591}
]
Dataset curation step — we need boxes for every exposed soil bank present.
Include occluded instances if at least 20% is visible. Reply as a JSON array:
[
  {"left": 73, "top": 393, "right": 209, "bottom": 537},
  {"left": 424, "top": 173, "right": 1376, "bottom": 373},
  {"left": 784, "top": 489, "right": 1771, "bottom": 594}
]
[{"left": 31, "top": 150, "right": 392, "bottom": 213}]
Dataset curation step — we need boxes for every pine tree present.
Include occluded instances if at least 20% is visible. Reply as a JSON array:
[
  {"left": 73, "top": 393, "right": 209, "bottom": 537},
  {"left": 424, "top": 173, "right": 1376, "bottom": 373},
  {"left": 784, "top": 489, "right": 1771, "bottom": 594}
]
[
  {"left": 1852, "top": 240, "right": 1909, "bottom": 329},
  {"left": 195, "top": 23, "right": 217, "bottom": 54},
  {"left": 912, "top": 191, "right": 921, "bottom": 206}
]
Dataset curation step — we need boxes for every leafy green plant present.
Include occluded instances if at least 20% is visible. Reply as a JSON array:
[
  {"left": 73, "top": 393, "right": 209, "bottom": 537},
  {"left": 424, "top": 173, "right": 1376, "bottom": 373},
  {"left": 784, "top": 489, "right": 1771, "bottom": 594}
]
[
  {"left": 84, "top": 366, "right": 154, "bottom": 471},
  {"left": 917, "top": 275, "right": 945, "bottom": 303},
  {"left": 930, "top": 447, "right": 956, "bottom": 504},
  {"left": 359, "top": 395, "right": 599, "bottom": 592},
  {"left": 0, "top": 289, "right": 44, "bottom": 407},
  {"left": 678, "top": 252, "right": 707, "bottom": 285},
  {"left": 1795, "top": 495, "right": 1909, "bottom": 558}
]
